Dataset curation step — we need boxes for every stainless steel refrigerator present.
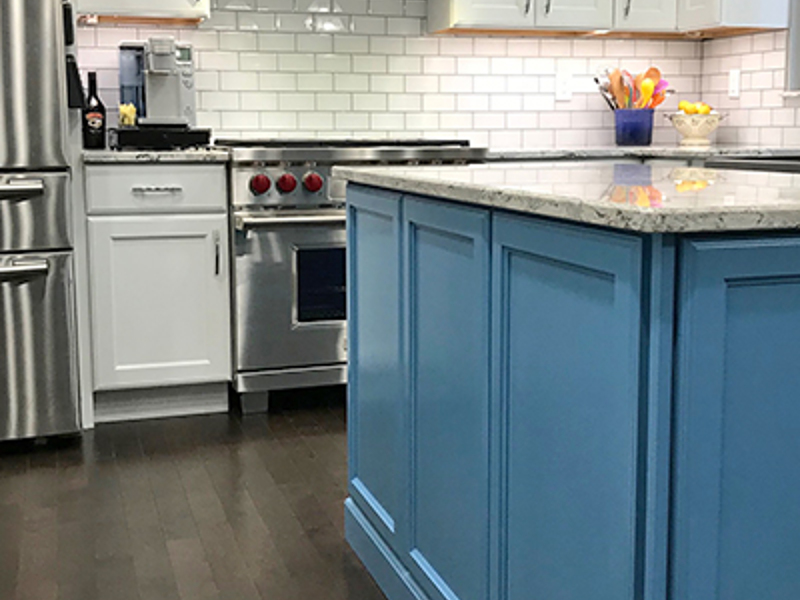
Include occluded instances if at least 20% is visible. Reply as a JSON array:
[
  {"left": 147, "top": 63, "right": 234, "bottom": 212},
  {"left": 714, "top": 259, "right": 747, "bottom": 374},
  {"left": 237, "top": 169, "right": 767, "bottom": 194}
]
[{"left": 0, "top": 0, "right": 82, "bottom": 440}]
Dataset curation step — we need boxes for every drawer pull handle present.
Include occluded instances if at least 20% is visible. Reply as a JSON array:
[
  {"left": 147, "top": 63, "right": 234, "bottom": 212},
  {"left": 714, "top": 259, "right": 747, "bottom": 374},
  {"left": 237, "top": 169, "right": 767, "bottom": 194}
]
[
  {"left": 0, "top": 259, "right": 49, "bottom": 280},
  {"left": 213, "top": 231, "right": 221, "bottom": 276},
  {"left": 235, "top": 214, "right": 346, "bottom": 230},
  {"left": 0, "top": 179, "right": 45, "bottom": 200},
  {"left": 131, "top": 185, "right": 184, "bottom": 195}
]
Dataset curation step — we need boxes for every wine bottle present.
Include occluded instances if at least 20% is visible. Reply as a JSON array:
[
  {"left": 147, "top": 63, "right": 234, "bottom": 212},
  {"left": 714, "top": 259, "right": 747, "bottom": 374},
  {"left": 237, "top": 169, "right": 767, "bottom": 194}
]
[{"left": 82, "top": 72, "right": 106, "bottom": 150}]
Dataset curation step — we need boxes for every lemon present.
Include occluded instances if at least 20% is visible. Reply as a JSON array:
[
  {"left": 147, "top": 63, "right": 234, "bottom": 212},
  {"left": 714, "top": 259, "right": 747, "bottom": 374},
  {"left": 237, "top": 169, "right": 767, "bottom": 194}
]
[
  {"left": 698, "top": 103, "right": 712, "bottom": 115},
  {"left": 678, "top": 100, "right": 691, "bottom": 113}
]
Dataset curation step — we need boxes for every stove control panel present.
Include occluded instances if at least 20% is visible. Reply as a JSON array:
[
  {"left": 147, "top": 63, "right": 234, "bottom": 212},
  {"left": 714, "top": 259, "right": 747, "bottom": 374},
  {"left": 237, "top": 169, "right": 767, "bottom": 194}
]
[{"left": 232, "top": 165, "right": 336, "bottom": 209}]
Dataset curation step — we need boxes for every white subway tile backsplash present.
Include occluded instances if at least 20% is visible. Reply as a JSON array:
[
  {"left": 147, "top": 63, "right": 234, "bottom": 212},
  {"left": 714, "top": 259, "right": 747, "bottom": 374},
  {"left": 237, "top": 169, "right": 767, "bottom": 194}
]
[
  {"left": 238, "top": 12, "right": 277, "bottom": 30},
  {"left": 83, "top": 6, "right": 800, "bottom": 147},
  {"left": 316, "top": 54, "right": 352, "bottom": 71},
  {"left": 298, "top": 73, "right": 334, "bottom": 90},
  {"left": 316, "top": 92, "right": 352, "bottom": 110},
  {"left": 423, "top": 56, "right": 456, "bottom": 75},
  {"left": 278, "top": 53, "right": 315, "bottom": 71},
  {"left": 389, "top": 55, "right": 422, "bottom": 74},
  {"left": 222, "top": 71, "right": 261, "bottom": 90},
  {"left": 279, "top": 92, "right": 316, "bottom": 110},
  {"left": 240, "top": 91, "right": 279, "bottom": 109},
  {"left": 297, "top": 33, "right": 334, "bottom": 52},
  {"left": 370, "top": 74, "right": 404, "bottom": 92},
  {"left": 387, "top": 18, "right": 421, "bottom": 36},
  {"left": 259, "top": 72, "right": 297, "bottom": 90},
  {"left": 334, "top": 73, "right": 370, "bottom": 91},
  {"left": 351, "top": 16, "right": 386, "bottom": 34},
  {"left": 473, "top": 38, "right": 507, "bottom": 57}
]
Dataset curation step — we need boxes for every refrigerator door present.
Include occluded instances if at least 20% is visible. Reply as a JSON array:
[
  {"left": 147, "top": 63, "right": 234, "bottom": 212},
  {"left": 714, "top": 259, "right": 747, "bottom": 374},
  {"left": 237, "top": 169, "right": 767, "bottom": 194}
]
[
  {"left": 0, "top": 173, "right": 72, "bottom": 252},
  {"left": 0, "top": 0, "right": 68, "bottom": 170},
  {"left": 0, "top": 252, "right": 79, "bottom": 440}
]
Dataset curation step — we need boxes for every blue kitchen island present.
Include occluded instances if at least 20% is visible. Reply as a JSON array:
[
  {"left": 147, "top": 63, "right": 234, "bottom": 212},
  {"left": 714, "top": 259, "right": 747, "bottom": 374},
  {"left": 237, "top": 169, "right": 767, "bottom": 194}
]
[{"left": 336, "top": 160, "right": 800, "bottom": 600}]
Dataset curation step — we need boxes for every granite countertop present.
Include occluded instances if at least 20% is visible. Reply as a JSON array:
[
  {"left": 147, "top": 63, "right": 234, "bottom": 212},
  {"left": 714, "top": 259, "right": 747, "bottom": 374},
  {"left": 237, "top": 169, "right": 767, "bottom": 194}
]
[
  {"left": 334, "top": 160, "right": 800, "bottom": 234},
  {"left": 83, "top": 149, "right": 230, "bottom": 164},
  {"left": 487, "top": 145, "right": 800, "bottom": 161}
]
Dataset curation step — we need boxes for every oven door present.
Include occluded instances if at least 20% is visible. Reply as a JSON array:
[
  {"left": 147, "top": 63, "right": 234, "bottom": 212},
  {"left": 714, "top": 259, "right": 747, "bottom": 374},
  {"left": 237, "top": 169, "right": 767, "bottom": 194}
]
[{"left": 234, "top": 210, "right": 347, "bottom": 377}]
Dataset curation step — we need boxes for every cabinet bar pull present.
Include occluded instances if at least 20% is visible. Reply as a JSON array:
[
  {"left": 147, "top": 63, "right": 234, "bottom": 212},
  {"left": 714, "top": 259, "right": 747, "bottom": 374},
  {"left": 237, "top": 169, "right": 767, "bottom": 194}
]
[
  {"left": 545, "top": 0, "right": 552, "bottom": 14},
  {"left": 624, "top": 0, "right": 632, "bottom": 17},
  {"left": 524, "top": 0, "right": 532, "bottom": 14},
  {"left": 0, "top": 259, "right": 49, "bottom": 280},
  {"left": 0, "top": 179, "right": 45, "bottom": 200},
  {"left": 131, "top": 185, "right": 184, "bottom": 195},
  {"left": 235, "top": 214, "right": 346, "bottom": 230},
  {"left": 213, "top": 231, "right": 221, "bottom": 276}
]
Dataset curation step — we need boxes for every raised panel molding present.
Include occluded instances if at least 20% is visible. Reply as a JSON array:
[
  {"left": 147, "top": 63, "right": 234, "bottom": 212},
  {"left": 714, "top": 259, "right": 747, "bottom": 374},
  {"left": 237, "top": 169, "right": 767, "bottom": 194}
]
[
  {"left": 492, "top": 213, "right": 643, "bottom": 600},
  {"left": 347, "top": 185, "right": 406, "bottom": 549},
  {"left": 404, "top": 196, "right": 491, "bottom": 600},
  {"left": 672, "top": 237, "right": 800, "bottom": 600}
]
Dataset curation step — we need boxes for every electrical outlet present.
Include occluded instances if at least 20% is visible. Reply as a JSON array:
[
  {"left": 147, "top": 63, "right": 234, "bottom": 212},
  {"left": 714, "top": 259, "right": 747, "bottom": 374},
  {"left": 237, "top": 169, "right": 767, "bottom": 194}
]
[
  {"left": 556, "top": 71, "right": 573, "bottom": 102},
  {"left": 728, "top": 69, "right": 741, "bottom": 99}
]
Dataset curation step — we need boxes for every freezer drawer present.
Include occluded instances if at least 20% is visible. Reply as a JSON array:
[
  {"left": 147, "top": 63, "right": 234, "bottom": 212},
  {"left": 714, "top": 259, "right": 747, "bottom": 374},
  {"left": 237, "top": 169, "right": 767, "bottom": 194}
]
[
  {"left": 0, "top": 252, "right": 79, "bottom": 441},
  {"left": 0, "top": 173, "right": 72, "bottom": 252}
]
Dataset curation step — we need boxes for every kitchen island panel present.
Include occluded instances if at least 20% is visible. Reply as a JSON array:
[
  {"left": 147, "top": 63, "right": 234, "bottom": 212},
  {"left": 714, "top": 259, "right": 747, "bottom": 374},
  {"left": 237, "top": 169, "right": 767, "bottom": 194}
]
[
  {"left": 404, "top": 196, "right": 492, "bottom": 600},
  {"left": 347, "top": 186, "right": 406, "bottom": 550},
  {"left": 672, "top": 236, "right": 800, "bottom": 600},
  {"left": 493, "top": 214, "right": 644, "bottom": 600}
]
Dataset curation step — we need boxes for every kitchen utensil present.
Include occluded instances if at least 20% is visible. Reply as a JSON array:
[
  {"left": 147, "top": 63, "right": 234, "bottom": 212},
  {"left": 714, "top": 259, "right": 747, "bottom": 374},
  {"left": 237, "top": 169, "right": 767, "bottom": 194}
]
[
  {"left": 594, "top": 77, "right": 617, "bottom": 110},
  {"left": 638, "top": 78, "right": 655, "bottom": 109},
  {"left": 644, "top": 67, "right": 662, "bottom": 86},
  {"left": 609, "top": 69, "right": 626, "bottom": 109}
]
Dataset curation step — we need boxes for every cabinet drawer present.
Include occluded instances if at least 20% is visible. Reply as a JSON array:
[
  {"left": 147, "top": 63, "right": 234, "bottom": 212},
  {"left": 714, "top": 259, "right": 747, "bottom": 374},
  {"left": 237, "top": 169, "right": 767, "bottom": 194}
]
[{"left": 86, "top": 165, "right": 227, "bottom": 214}]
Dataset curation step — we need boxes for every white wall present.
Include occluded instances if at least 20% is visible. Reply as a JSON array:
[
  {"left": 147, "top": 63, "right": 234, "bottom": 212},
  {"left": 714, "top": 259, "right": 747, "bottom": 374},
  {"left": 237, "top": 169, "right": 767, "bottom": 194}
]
[
  {"left": 77, "top": 0, "right": 703, "bottom": 148},
  {"left": 701, "top": 31, "right": 800, "bottom": 147}
]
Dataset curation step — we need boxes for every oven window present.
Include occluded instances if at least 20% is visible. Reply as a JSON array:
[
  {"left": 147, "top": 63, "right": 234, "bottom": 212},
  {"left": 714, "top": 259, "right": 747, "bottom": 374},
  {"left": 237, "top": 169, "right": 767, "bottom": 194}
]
[{"left": 297, "top": 247, "right": 346, "bottom": 322}]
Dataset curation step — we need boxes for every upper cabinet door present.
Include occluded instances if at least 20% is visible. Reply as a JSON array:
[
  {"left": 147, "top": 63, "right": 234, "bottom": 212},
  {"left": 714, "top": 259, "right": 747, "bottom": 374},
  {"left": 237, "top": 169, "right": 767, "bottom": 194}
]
[
  {"left": 453, "top": 0, "right": 534, "bottom": 27},
  {"left": 617, "top": 0, "right": 677, "bottom": 30},
  {"left": 75, "top": 0, "right": 210, "bottom": 19},
  {"left": 677, "top": 0, "right": 718, "bottom": 28},
  {"left": 536, "top": 0, "right": 614, "bottom": 29}
]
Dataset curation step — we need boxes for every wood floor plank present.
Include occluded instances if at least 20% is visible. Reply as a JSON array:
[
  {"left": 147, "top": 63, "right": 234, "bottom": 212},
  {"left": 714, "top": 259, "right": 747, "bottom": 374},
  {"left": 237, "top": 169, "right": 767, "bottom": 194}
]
[{"left": 0, "top": 388, "right": 386, "bottom": 600}]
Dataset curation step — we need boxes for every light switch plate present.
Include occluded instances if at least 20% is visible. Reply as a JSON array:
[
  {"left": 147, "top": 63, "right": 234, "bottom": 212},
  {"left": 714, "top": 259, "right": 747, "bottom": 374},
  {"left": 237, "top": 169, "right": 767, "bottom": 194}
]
[
  {"left": 728, "top": 69, "right": 741, "bottom": 99},
  {"left": 556, "top": 71, "right": 572, "bottom": 102}
]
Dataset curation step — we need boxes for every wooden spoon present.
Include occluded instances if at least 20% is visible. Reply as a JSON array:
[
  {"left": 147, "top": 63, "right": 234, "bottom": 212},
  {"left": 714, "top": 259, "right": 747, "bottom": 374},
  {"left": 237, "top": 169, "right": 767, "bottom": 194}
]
[
  {"left": 609, "top": 69, "right": 625, "bottom": 109},
  {"left": 644, "top": 66, "right": 662, "bottom": 86}
]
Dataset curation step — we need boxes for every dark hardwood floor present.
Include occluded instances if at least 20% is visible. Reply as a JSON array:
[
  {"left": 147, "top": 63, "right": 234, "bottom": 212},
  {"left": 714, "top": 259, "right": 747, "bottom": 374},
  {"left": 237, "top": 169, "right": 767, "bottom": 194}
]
[{"left": 0, "top": 388, "right": 386, "bottom": 600}]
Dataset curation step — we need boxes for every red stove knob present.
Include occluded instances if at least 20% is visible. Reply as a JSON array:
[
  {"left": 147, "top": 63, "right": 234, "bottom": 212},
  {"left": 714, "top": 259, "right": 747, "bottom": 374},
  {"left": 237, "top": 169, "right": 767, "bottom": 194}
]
[
  {"left": 303, "top": 172, "right": 324, "bottom": 193},
  {"left": 276, "top": 173, "right": 297, "bottom": 194},
  {"left": 249, "top": 174, "right": 271, "bottom": 196}
]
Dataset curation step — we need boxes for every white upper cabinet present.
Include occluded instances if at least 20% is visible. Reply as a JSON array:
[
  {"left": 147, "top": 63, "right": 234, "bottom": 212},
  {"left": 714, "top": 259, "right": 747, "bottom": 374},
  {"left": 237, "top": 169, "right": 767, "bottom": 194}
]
[
  {"left": 430, "top": 0, "right": 787, "bottom": 32},
  {"left": 616, "top": 0, "right": 677, "bottom": 31},
  {"left": 429, "top": 0, "right": 534, "bottom": 30},
  {"left": 76, "top": 0, "right": 210, "bottom": 19},
  {"left": 535, "top": 0, "right": 613, "bottom": 29},
  {"left": 678, "top": 0, "right": 788, "bottom": 29}
]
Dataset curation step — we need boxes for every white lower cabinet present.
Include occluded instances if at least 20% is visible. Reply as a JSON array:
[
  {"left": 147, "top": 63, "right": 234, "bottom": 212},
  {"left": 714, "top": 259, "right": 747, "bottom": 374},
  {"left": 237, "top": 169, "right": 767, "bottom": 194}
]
[{"left": 89, "top": 214, "right": 231, "bottom": 391}]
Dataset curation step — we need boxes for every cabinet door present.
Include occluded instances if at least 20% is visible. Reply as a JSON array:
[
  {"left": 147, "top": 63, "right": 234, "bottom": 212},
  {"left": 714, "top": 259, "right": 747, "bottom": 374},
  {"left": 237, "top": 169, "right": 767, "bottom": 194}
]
[
  {"left": 536, "top": 0, "right": 613, "bottom": 28},
  {"left": 493, "top": 213, "right": 643, "bottom": 600},
  {"left": 89, "top": 215, "right": 231, "bottom": 390},
  {"left": 76, "top": 0, "right": 210, "bottom": 18},
  {"left": 347, "top": 185, "right": 406, "bottom": 551},
  {"left": 672, "top": 237, "right": 800, "bottom": 600},
  {"left": 677, "top": 0, "right": 718, "bottom": 28},
  {"left": 617, "top": 0, "right": 677, "bottom": 30},
  {"left": 404, "top": 196, "right": 491, "bottom": 600},
  {"left": 456, "top": 0, "right": 534, "bottom": 27}
]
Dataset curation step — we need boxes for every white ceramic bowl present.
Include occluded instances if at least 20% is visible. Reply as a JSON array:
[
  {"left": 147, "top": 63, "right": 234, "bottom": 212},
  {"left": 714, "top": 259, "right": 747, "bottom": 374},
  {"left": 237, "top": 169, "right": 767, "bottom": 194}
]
[{"left": 666, "top": 113, "right": 722, "bottom": 147}]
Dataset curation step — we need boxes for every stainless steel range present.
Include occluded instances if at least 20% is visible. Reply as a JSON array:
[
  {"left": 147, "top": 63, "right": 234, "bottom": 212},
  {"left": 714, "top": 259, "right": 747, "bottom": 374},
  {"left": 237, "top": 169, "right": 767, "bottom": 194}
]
[{"left": 219, "top": 139, "right": 487, "bottom": 413}]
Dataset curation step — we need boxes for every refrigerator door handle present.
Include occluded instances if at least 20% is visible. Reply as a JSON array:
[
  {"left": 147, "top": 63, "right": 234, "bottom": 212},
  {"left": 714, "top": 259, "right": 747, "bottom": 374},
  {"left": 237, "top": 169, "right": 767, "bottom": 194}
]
[
  {"left": 0, "top": 180, "right": 46, "bottom": 200},
  {"left": 0, "top": 259, "right": 50, "bottom": 280}
]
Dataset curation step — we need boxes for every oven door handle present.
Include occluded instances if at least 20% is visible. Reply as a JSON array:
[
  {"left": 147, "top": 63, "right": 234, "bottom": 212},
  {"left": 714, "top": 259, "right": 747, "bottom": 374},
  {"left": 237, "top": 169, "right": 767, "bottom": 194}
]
[{"left": 235, "top": 214, "right": 346, "bottom": 230}]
